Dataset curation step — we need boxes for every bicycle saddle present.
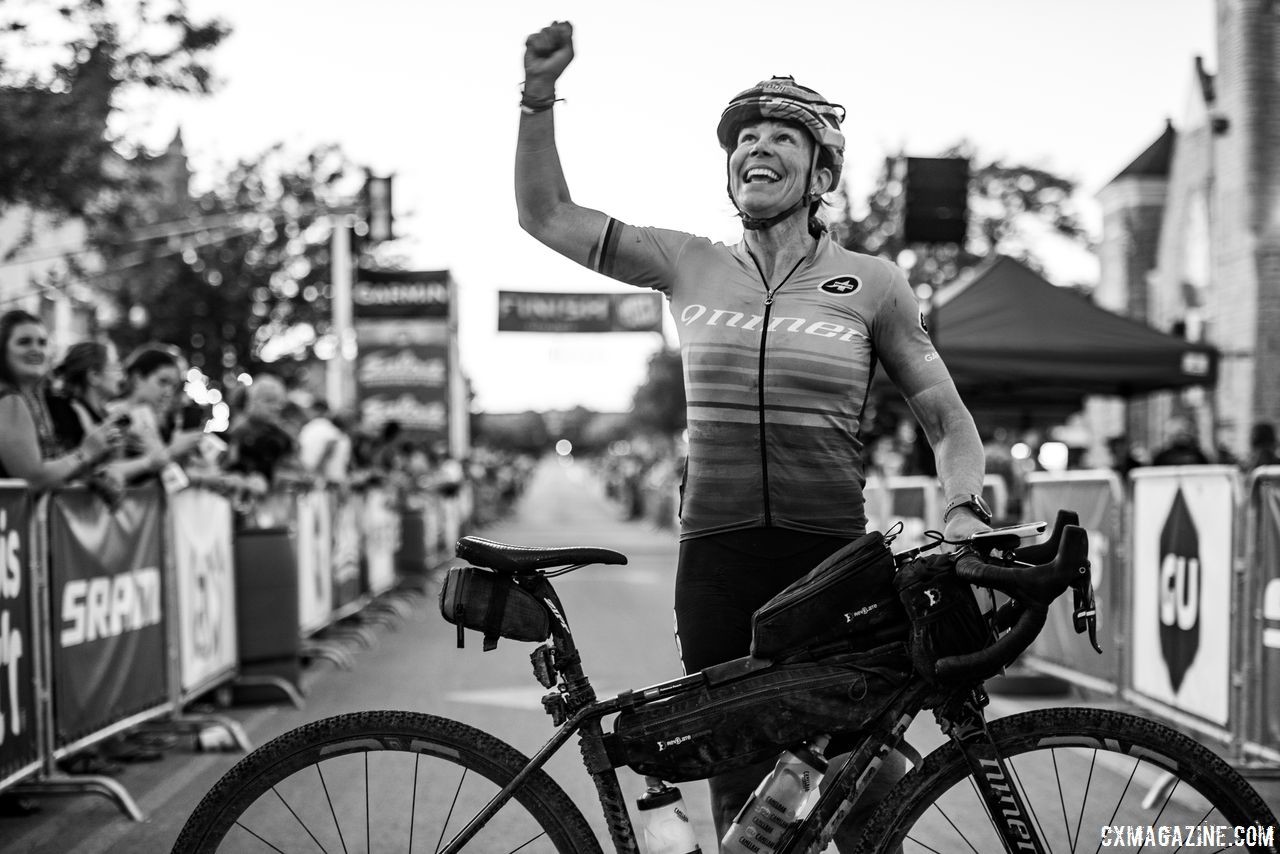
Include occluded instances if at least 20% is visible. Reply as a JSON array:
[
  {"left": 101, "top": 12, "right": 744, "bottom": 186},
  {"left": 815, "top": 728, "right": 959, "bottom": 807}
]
[{"left": 456, "top": 535, "right": 628, "bottom": 574}]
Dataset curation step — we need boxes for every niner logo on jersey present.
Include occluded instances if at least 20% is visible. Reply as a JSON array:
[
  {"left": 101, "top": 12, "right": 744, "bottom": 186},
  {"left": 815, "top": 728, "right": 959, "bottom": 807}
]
[
  {"left": 679, "top": 303, "right": 869, "bottom": 342},
  {"left": 819, "top": 275, "right": 862, "bottom": 295}
]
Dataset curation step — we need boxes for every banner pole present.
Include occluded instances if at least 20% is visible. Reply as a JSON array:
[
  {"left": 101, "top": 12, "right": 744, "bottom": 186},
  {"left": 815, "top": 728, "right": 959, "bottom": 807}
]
[{"left": 328, "top": 215, "right": 354, "bottom": 410}]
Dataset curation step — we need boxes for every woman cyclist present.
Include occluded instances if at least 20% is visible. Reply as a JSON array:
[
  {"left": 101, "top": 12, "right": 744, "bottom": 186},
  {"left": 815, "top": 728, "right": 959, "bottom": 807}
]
[{"left": 514, "top": 21, "right": 992, "bottom": 849}]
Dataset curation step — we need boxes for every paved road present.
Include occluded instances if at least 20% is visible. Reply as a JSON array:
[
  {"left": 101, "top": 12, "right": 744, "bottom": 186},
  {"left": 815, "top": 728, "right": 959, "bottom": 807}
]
[{"left": 3, "top": 456, "right": 1276, "bottom": 853}]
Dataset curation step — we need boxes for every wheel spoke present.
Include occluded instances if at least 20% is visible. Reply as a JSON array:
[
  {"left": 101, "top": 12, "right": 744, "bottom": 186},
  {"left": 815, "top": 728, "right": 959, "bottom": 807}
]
[
  {"left": 409, "top": 753, "right": 421, "bottom": 854},
  {"left": 316, "top": 763, "right": 349, "bottom": 854},
  {"left": 272, "top": 785, "right": 332, "bottom": 853},
  {"left": 364, "top": 752, "right": 370, "bottom": 854},
  {"left": 435, "top": 765, "right": 469, "bottom": 854},
  {"left": 234, "top": 819, "right": 291, "bottom": 853},
  {"left": 1005, "top": 753, "right": 1057, "bottom": 854}
]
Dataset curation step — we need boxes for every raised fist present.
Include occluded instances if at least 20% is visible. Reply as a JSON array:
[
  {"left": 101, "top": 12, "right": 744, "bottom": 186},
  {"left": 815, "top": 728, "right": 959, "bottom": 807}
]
[{"left": 523, "top": 20, "right": 574, "bottom": 90}]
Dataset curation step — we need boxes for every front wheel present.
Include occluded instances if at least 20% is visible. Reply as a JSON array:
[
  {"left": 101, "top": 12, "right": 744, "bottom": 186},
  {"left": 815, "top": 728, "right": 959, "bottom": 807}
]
[
  {"left": 855, "top": 707, "right": 1278, "bottom": 853},
  {"left": 172, "top": 710, "right": 603, "bottom": 853}
]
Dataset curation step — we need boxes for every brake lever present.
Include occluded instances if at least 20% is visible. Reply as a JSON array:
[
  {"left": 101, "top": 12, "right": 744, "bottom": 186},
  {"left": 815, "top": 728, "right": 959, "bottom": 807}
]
[{"left": 1071, "top": 562, "right": 1102, "bottom": 654}]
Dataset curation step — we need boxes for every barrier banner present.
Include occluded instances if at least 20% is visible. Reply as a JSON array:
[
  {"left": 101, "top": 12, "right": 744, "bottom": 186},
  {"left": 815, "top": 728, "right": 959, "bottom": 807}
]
[
  {"left": 362, "top": 488, "right": 398, "bottom": 596},
  {"left": 865, "top": 476, "right": 938, "bottom": 551},
  {"left": 1129, "top": 467, "right": 1236, "bottom": 727},
  {"left": 1253, "top": 470, "right": 1280, "bottom": 750},
  {"left": 49, "top": 487, "right": 167, "bottom": 743},
  {"left": 332, "top": 493, "right": 362, "bottom": 610},
  {"left": 1024, "top": 472, "right": 1123, "bottom": 691},
  {"left": 0, "top": 485, "right": 36, "bottom": 785},
  {"left": 295, "top": 489, "right": 333, "bottom": 636},
  {"left": 171, "top": 489, "right": 237, "bottom": 695}
]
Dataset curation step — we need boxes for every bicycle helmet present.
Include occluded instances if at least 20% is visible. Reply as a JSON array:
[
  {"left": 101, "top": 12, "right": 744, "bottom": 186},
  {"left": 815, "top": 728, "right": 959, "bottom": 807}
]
[{"left": 717, "top": 76, "right": 847, "bottom": 230}]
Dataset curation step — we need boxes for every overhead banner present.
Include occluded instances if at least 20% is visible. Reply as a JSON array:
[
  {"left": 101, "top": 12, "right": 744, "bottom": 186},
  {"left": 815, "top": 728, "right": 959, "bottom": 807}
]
[
  {"left": 49, "top": 487, "right": 167, "bottom": 744},
  {"left": 498, "top": 291, "right": 664, "bottom": 333},
  {"left": 171, "top": 488, "right": 237, "bottom": 695},
  {"left": 355, "top": 268, "right": 454, "bottom": 445},
  {"left": 1251, "top": 469, "right": 1280, "bottom": 752},
  {"left": 1129, "top": 467, "right": 1236, "bottom": 728},
  {"left": 0, "top": 485, "right": 36, "bottom": 786},
  {"left": 1023, "top": 472, "right": 1124, "bottom": 692}
]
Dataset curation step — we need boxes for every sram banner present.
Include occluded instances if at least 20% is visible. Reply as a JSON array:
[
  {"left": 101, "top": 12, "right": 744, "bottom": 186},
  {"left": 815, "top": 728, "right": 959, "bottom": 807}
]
[
  {"left": 171, "top": 488, "right": 237, "bottom": 695},
  {"left": 0, "top": 484, "right": 36, "bottom": 786},
  {"left": 1130, "top": 467, "right": 1236, "bottom": 728},
  {"left": 50, "top": 486, "right": 167, "bottom": 743},
  {"left": 498, "top": 291, "right": 664, "bottom": 333}
]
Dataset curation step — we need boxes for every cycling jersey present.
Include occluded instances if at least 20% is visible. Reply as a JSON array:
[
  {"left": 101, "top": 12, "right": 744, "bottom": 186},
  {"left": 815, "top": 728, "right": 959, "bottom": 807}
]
[{"left": 591, "top": 219, "right": 951, "bottom": 540}]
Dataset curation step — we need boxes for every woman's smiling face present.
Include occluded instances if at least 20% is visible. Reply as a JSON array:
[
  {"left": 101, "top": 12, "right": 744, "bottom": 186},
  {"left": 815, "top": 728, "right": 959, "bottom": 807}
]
[{"left": 5, "top": 321, "right": 49, "bottom": 386}]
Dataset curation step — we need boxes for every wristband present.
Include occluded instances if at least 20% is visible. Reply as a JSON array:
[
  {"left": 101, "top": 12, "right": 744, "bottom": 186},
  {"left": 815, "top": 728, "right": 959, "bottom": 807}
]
[{"left": 519, "top": 86, "right": 559, "bottom": 114}]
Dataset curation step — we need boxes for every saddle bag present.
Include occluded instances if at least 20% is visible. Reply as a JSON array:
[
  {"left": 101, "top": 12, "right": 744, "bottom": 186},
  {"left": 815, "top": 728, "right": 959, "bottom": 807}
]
[
  {"left": 750, "top": 531, "right": 907, "bottom": 658},
  {"left": 606, "top": 642, "right": 911, "bottom": 782},
  {"left": 438, "top": 566, "right": 554, "bottom": 651},
  {"left": 893, "top": 553, "right": 991, "bottom": 685}
]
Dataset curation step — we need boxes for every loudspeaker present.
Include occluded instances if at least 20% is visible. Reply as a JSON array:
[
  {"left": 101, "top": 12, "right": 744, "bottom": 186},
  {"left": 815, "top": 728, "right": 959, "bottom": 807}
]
[{"left": 903, "top": 157, "right": 969, "bottom": 245}]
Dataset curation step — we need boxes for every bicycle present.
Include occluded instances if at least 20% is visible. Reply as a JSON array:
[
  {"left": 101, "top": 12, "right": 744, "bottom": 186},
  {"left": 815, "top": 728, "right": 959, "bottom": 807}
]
[{"left": 173, "top": 511, "right": 1280, "bottom": 853}]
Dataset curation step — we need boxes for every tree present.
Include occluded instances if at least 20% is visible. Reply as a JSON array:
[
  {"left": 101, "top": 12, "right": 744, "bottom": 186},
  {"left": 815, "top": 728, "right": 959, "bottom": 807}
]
[
  {"left": 0, "top": 0, "right": 229, "bottom": 216},
  {"left": 98, "top": 143, "right": 367, "bottom": 385},
  {"left": 629, "top": 347, "right": 686, "bottom": 436},
  {"left": 829, "top": 141, "right": 1093, "bottom": 293}
]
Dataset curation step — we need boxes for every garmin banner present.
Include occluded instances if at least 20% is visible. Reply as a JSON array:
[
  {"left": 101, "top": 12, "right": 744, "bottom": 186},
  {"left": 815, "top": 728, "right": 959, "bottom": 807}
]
[
  {"left": 0, "top": 484, "right": 36, "bottom": 785},
  {"left": 354, "top": 267, "right": 453, "bottom": 444},
  {"left": 498, "top": 291, "right": 664, "bottom": 333},
  {"left": 171, "top": 488, "right": 237, "bottom": 696},
  {"left": 1129, "top": 467, "right": 1236, "bottom": 728},
  {"left": 1251, "top": 469, "right": 1280, "bottom": 752},
  {"left": 1023, "top": 471, "right": 1124, "bottom": 692},
  {"left": 49, "top": 487, "right": 167, "bottom": 743}
]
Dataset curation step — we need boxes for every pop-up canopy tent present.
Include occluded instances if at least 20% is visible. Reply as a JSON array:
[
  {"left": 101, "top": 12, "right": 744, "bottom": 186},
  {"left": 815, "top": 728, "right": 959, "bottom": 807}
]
[{"left": 912, "top": 254, "right": 1218, "bottom": 420}]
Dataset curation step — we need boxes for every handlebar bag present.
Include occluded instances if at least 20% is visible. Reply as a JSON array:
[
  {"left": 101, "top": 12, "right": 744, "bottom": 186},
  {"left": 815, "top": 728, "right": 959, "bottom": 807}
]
[
  {"left": 438, "top": 566, "right": 553, "bottom": 651},
  {"left": 606, "top": 642, "right": 911, "bottom": 782},
  {"left": 893, "top": 553, "right": 991, "bottom": 686},
  {"left": 750, "top": 531, "right": 907, "bottom": 658}
]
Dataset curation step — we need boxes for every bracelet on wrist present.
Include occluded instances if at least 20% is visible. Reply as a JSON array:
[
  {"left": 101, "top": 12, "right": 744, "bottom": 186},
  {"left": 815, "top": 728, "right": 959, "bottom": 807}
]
[{"left": 519, "top": 85, "right": 559, "bottom": 114}]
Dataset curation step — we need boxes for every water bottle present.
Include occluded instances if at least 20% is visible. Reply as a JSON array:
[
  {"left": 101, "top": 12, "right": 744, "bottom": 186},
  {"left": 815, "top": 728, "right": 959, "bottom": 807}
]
[
  {"left": 636, "top": 779, "right": 701, "bottom": 854},
  {"left": 720, "top": 735, "right": 831, "bottom": 854}
]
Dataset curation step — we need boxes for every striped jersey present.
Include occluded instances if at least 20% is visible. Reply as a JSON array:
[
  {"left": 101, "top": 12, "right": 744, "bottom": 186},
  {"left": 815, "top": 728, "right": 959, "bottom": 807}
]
[{"left": 591, "top": 220, "right": 951, "bottom": 540}]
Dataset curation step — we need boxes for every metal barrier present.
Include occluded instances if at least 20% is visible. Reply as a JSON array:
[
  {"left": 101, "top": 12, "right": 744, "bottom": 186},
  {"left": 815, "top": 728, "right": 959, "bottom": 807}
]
[{"left": 0, "top": 477, "right": 466, "bottom": 819}]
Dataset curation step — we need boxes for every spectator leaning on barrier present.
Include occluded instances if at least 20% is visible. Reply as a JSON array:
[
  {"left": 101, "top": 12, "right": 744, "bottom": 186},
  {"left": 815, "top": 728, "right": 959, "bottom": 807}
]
[
  {"left": 113, "top": 344, "right": 205, "bottom": 489},
  {"left": 515, "top": 22, "right": 990, "bottom": 847},
  {"left": 0, "top": 311, "right": 124, "bottom": 491},
  {"left": 225, "top": 374, "right": 299, "bottom": 488},
  {"left": 297, "top": 398, "right": 350, "bottom": 483},
  {"left": 1246, "top": 421, "right": 1279, "bottom": 471},
  {"left": 1150, "top": 415, "right": 1211, "bottom": 467}
]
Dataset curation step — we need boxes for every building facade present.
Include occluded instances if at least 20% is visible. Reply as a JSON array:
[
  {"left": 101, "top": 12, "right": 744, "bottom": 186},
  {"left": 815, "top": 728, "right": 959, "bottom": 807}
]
[{"left": 1097, "top": 0, "right": 1280, "bottom": 460}]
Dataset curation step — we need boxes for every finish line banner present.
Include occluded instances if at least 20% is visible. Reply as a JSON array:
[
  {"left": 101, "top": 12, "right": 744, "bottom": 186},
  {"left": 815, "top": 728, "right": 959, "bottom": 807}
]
[{"left": 498, "top": 291, "right": 663, "bottom": 333}]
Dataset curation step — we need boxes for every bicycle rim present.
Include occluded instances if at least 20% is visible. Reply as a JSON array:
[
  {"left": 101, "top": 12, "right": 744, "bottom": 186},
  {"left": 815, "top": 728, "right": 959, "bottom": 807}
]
[
  {"left": 857, "top": 707, "right": 1279, "bottom": 854},
  {"left": 172, "top": 710, "right": 603, "bottom": 854}
]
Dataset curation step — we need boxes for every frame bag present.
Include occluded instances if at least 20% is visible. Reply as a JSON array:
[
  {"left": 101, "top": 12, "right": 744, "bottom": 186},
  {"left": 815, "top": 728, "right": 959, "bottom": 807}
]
[
  {"left": 750, "top": 531, "right": 907, "bottom": 658},
  {"left": 894, "top": 552, "right": 991, "bottom": 685}
]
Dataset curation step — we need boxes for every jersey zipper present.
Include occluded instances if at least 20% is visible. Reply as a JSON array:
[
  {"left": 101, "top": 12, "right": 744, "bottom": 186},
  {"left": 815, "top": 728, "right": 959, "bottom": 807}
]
[{"left": 748, "top": 251, "right": 808, "bottom": 527}]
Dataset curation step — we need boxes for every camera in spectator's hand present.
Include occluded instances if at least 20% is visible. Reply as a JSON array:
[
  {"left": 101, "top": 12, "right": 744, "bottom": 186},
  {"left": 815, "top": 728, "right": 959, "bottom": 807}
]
[{"left": 113, "top": 411, "right": 132, "bottom": 429}]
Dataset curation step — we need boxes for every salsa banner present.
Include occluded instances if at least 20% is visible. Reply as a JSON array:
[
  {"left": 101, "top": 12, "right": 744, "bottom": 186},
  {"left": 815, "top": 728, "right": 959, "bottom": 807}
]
[
  {"left": 171, "top": 488, "right": 238, "bottom": 695},
  {"left": 0, "top": 484, "right": 36, "bottom": 785},
  {"left": 49, "top": 487, "right": 167, "bottom": 743},
  {"left": 1023, "top": 471, "right": 1124, "bottom": 692},
  {"left": 497, "top": 291, "right": 664, "bottom": 333},
  {"left": 1129, "top": 467, "right": 1236, "bottom": 728}
]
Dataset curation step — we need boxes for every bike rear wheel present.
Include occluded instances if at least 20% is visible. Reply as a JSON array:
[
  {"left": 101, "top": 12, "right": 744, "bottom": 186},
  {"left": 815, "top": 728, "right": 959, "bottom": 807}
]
[
  {"left": 855, "top": 707, "right": 1278, "bottom": 854},
  {"left": 172, "top": 710, "right": 603, "bottom": 854}
]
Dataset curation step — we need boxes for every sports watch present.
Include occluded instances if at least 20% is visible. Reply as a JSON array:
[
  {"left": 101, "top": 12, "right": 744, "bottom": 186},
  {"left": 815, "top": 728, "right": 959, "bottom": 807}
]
[{"left": 943, "top": 493, "right": 992, "bottom": 525}]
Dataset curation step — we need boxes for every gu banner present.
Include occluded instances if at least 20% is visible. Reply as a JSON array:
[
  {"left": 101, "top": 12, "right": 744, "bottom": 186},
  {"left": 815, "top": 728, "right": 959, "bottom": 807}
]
[
  {"left": 1024, "top": 472, "right": 1123, "bottom": 691},
  {"left": 0, "top": 485, "right": 36, "bottom": 784},
  {"left": 1253, "top": 470, "right": 1280, "bottom": 750},
  {"left": 354, "top": 267, "right": 453, "bottom": 445},
  {"left": 171, "top": 489, "right": 237, "bottom": 695},
  {"left": 50, "top": 487, "right": 167, "bottom": 743},
  {"left": 498, "top": 291, "right": 664, "bottom": 333},
  {"left": 1130, "top": 467, "right": 1236, "bottom": 727}
]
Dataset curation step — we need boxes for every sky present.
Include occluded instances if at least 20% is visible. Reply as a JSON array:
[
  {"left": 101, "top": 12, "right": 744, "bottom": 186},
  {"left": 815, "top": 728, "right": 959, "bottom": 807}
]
[{"left": 114, "top": 0, "right": 1216, "bottom": 413}]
